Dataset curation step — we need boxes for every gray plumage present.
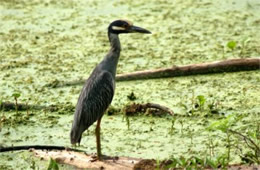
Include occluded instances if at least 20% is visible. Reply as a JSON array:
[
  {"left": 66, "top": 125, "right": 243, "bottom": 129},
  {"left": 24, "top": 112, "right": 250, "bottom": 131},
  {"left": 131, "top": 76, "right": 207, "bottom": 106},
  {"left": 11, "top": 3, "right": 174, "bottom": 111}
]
[
  {"left": 70, "top": 34, "right": 119, "bottom": 144},
  {"left": 70, "top": 20, "right": 151, "bottom": 156}
]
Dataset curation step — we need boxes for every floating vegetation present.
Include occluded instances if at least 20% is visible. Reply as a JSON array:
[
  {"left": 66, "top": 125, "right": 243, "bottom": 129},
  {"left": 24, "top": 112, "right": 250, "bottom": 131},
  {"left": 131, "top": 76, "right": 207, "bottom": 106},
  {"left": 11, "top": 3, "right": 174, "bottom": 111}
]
[{"left": 0, "top": 0, "right": 260, "bottom": 169}]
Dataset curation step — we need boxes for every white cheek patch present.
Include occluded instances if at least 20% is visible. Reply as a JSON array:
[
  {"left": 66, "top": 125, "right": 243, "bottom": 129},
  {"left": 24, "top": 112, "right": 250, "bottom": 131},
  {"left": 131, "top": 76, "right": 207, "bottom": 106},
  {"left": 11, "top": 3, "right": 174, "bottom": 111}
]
[{"left": 112, "top": 26, "right": 126, "bottom": 31}]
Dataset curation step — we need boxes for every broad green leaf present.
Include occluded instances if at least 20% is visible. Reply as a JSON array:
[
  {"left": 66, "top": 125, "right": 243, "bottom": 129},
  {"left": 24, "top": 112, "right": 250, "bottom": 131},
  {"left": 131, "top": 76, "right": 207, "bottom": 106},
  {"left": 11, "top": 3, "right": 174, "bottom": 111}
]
[
  {"left": 207, "top": 114, "right": 239, "bottom": 132},
  {"left": 227, "top": 41, "right": 236, "bottom": 50},
  {"left": 197, "top": 95, "right": 206, "bottom": 107},
  {"left": 205, "top": 158, "right": 217, "bottom": 169},
  {"left": 12, "top": 92, "right": 21, "bottom": 98},
  {"left": 47, "top": 158, "right": 59, "bottom": 170}
]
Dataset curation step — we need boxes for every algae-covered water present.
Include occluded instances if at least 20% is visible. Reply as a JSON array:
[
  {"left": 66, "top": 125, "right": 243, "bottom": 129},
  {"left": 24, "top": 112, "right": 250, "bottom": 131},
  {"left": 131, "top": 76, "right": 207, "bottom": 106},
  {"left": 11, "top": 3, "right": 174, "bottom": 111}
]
[{"left": 1, "top": 0, "right": 260, "bottom": 169}]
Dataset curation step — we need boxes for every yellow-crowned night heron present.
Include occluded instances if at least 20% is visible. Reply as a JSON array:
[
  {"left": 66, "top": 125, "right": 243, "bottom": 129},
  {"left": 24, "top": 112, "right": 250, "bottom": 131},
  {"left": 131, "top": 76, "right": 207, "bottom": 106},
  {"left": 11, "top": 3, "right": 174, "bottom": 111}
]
[{"left": 70, "top": 20, "right": 151, "bottom": 160}]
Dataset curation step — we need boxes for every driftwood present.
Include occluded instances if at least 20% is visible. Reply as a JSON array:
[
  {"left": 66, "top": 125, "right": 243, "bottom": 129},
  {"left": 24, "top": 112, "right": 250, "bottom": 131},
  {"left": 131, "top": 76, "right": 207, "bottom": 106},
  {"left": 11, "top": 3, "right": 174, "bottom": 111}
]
[
  {"left": 116, "top": 58, "right": 260, "bottom": 81},
  {"left": 125, "top": 103, "right": 174, "bottom": 116},
  {"left": 29, "top": 150, "right": 260, "bottom": 170},
  {"left": 33, "top": 150, "right": 141, "bottom": 170},
  {"left": 1, "top": 145, "right": 260, "bottom": 169},
  {"left": 32, "top": 150, "right": 176, "bottom": 170},
  {"left": 50, "top": 58, "right": 260, "bottom": 87}
]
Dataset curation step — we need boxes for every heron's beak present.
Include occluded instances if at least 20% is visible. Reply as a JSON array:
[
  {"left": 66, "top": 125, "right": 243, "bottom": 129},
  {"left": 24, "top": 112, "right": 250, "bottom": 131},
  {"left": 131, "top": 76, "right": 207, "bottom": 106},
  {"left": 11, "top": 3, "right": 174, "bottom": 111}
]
[{"left": 129, "top": 25, "right": 151, "bottom": 34}]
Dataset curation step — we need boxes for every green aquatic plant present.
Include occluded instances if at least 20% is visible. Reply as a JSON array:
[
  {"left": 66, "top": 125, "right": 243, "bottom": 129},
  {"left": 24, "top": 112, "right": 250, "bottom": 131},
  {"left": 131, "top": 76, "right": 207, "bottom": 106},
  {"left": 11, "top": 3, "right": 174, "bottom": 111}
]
[
  {"left": 227, "top": 40, "right": 237, "bottom": 57},
  {"left": 123, "top": 114, "right": 131, "bottom": 130},
  {"left": 155, "top": 158, "right": 160, "bottom": 170},
  {"left": 240, "top": 38, "right": 250, "bottom": 57},
  {"left": 227, "top": 41, "right": 237, "bottom": 51},
  {"left": 47, "top": 158, "right": 59, "bottom": 170},
  {"left": 197, "top": 95, "right": 206, "bottom": 111},
  {"left": 207, "top": 114, "right": 244, "bottom": 163},
  {"left": 169, "top": 117, "right": 176, "bottom": 135},
  {"left": 127, "top": 92, "right": 137, "bottom": 101},
  {"left": 12, "top": 92, "right": 21, "bottom": 115},
  {"left": 206, "top": 135, "right": 217, "bottom": 158},
  {"left": 179, "top": 119, "right": 184, "bottom": 135},
  {"left": 0, "top": 100, "right": 3, "bottom": 131},
  {"left": 230, "top": 127, "right": 260, "bottom": 164},
  {"left": 21, "top": 98, "right": 30, "bottom": 117},
  {"left": 207, "top": 113, "right": 240, "bottom": 132},
  {"left": 166, "top": 155, "right": 229, "bottom": 169},
  {"left": 182, "top": 95, "right": 221, "bottom": 116}
]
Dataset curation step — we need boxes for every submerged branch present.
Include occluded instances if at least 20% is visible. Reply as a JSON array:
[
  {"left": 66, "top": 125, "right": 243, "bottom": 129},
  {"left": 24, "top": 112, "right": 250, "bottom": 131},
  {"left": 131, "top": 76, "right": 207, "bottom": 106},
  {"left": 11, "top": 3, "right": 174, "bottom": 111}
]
[
  {"left": 0, "top": 102, "right": 74, "bottom": 112},
  {"left": 229, "top": 130, "right": 260, "bottom": 153},
  {"left": 125, "top": 103, "right": 174, "bottom": 116},
  {"left": 0, "top": 145, "right": 83, "bottom": 153},
  {"left": 0, "top": 102, "right": 44, "bottom": 111},
  {"left": 145, "top": 103, "right": 174, "bottom": 116}
]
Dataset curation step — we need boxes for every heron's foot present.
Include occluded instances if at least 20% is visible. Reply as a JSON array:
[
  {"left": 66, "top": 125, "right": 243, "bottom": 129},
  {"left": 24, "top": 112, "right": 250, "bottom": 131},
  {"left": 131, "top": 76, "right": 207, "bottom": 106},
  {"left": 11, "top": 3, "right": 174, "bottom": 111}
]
[
  {"left": 90, "top": 154, "right": 112, "bottom": 162},
  {"left": 71, "top": 143, "right": 80, "bottom": 148},
  {"left": 90, "top": 153, "right": 102, "bottom": 162},
  {"left": 90, "top": 156, "right": 98, "bottom": 162}
]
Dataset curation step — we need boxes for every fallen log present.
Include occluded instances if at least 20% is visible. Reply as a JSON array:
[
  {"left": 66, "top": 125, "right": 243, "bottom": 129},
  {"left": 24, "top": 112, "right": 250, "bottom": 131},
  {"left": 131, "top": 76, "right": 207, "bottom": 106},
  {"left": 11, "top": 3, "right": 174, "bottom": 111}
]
[
  {"left": 32, "top": 150, "right": 173, "bottom": 170},
  {"left": 116, "top": 57, "right": 260, "bottom": 81},
  {"left": 0, "top": 145, "right": 140, "bottom": 169},
  {"left": 50, "top": 58, "right": 260, "bottom": 87},
  {"left": 32, "top": 150, "right": 141, "bottom": 170},
  {"left": 30, "top": 149, "right": 260, "bottom": 170},
  {"left": 2, "top": 145, "right": 260, "bottom": 169}
]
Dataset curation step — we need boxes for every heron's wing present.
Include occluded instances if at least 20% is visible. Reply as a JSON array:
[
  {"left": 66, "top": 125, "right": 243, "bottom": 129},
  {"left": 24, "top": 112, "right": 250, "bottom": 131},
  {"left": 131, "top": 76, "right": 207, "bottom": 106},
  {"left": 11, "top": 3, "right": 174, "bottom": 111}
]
[{"left": 74, "top": 70, "right": 115, "bottom": 131}]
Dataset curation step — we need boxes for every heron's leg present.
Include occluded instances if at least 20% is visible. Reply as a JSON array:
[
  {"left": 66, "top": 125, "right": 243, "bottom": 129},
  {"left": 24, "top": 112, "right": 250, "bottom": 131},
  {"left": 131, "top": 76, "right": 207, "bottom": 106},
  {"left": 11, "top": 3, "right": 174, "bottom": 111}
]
[{"left": 96, "top": 116, "right": 102, "bottom": 160}]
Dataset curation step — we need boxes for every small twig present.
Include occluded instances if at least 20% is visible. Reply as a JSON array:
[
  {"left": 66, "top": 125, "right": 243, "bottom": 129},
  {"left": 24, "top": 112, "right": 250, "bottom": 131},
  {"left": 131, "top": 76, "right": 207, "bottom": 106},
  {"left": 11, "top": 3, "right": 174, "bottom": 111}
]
[
  {"left": 229, "top": 130, "right": 260, "bottom": 153},
  {"left": 14, "top": 97, "right": 18, "bottom": 115},
  {"left": 125, "top": 103, "right": 174, "bottom": 116},
  {"left": 26, "top": 101, "right": 29, "bottom": 117},
  {"left": 0, "top": 145, "right": 83, "bottom": 153}
]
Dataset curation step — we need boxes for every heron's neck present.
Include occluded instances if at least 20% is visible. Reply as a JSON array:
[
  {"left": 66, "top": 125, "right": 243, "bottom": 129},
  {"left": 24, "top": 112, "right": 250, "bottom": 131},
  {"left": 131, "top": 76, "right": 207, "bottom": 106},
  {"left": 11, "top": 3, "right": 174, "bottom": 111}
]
[
  {"left": 108, "top": 33, "right": 121, "bottom": 52},
  {"left": 99, "top": 33, "right": 121, "bottom": 77}
]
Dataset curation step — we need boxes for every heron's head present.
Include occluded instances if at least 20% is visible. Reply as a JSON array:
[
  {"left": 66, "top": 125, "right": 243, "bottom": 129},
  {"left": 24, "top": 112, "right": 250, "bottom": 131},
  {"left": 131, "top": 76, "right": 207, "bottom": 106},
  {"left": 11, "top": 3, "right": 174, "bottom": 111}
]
[{"left": 108, "top": 20, "right": 151, "bottom": 34}]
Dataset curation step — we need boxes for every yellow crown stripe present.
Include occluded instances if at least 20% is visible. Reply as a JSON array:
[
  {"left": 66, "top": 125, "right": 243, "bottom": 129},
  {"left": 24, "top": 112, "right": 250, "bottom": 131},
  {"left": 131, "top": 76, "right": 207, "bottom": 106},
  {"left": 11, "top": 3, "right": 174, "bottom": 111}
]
[{"left": 112, "top": 26, "right": 126, "bottom": 31}]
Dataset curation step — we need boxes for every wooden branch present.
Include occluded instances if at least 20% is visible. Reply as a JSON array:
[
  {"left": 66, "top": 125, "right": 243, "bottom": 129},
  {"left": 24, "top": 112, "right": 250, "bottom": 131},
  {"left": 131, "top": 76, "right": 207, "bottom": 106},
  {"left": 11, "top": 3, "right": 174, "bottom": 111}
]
[
  {"left": 50, "top": 58, "right": 260, "bottom": 87},
  {"left": 0, "top": 145, "right": 82, "bottom": 153},
  {"left": 125, "top": 103, "right": 174, "bottom": 116},
  {"left": 116, "top": 58, "right": 260, "bottom": 81}
]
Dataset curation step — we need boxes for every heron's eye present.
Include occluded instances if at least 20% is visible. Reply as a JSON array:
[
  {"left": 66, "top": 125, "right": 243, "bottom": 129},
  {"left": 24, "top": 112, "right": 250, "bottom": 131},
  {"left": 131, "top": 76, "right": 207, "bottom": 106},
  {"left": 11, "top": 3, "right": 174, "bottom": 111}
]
[{"left": 123, "top": 24, "right": 128, "bottom": 28}]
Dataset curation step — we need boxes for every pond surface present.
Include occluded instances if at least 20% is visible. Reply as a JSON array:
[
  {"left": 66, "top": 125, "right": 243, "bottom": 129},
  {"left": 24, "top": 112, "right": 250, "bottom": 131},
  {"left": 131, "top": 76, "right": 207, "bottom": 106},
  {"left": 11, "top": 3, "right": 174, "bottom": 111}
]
[{"left": 0, "top": 0, "right": 260, "bottom": 169}]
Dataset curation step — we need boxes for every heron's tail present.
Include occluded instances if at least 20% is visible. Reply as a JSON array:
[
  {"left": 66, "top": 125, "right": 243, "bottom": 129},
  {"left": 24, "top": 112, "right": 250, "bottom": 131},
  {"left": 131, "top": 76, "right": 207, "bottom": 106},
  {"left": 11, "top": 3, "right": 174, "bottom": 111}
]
[{"left": 70, "top": 126, "right": 82, "bottom": 144}]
